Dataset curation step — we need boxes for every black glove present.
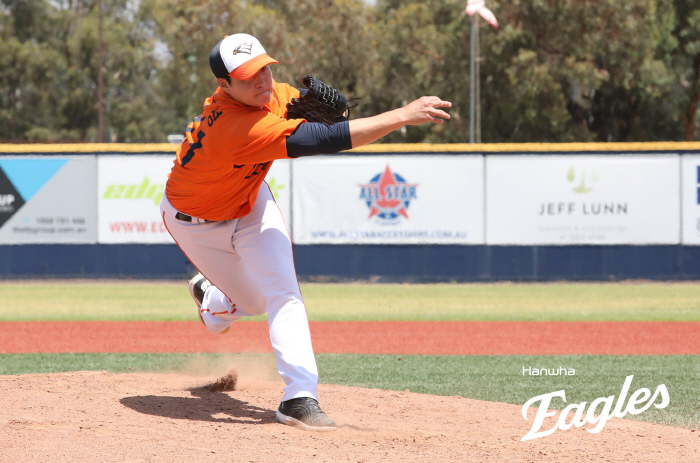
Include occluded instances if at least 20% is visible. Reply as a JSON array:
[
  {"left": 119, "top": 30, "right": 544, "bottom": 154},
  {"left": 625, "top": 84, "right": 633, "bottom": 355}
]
[{"left": 286, "top": 75, "right": 355, "bottom": 125}]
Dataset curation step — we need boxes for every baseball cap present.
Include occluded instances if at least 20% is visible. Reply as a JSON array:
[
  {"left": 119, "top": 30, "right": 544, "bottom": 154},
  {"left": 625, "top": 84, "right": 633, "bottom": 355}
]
[{"left": 209, "top": 33, "right": 278, "bottom": 80}]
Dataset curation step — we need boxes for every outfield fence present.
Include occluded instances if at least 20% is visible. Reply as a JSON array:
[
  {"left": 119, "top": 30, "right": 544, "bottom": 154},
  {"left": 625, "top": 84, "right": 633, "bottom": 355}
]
[{"left": 1, "top": 142, "right": 699, "bottom": 280}]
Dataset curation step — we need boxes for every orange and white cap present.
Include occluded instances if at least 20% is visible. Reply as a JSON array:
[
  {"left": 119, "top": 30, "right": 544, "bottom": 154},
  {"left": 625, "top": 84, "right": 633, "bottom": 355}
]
[{"left": 209, "top": 33, "right": 278, "bottom": 80}]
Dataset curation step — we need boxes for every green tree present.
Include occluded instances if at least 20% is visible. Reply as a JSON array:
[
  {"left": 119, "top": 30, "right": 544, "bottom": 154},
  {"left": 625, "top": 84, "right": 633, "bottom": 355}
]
[
  {"left": 375, "top": 0, "right": 685, "bottom": 142},
  {"left": 0, "top": 0, "right": 68, "bottom": 140},
  {"left": 152, "top": 0, "right": 379, "bottom": 136},
  {"left": 475, "top": 0, "right": 678, "bottom": 142},
  {"left": 673, "top": 0, "right": 700, "bottom": 140},
  {"left": 0, "top": 0, "right": 163, "bottom": 142},
  {"left": 369, "top": 0, "right": 453, "bottom": 143},
  {"left": 1, "top": 0, "right": 699, "bottom": 143},
  {"left": 152, "top": 0, "right": 289, "bottom": 136}
]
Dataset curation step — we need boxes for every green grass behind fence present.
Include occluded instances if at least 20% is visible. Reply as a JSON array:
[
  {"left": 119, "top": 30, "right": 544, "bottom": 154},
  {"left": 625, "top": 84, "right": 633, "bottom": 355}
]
[{"left": 2, "top": 281, "right": 700, "bottom": 321}]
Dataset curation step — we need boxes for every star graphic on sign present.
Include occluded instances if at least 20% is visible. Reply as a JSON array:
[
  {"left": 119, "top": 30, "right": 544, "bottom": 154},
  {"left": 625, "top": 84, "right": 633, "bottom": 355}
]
[{"left": 358, "top": 165, "right": 418, "bottom": 220}]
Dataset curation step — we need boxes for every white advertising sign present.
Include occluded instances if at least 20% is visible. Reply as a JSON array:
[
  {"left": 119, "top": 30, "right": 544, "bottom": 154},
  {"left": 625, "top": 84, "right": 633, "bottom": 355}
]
[
  {"left": 265, "top": 159, "right": 291, "bottom": 228},
  {"left": 681, "top": 155, "right": 700, "bottom": 245},
  {"left": 486, "top": 155, "right": 681, "bottom": 245},
  {"left": 98, "top": 156, "right": 174, "bottom": 243},
  {"left": 292, "top": 155, "right": 484, "bottom": 244},
  {"left": 0, "top": 156, "right": 97, "bottom": 244}
]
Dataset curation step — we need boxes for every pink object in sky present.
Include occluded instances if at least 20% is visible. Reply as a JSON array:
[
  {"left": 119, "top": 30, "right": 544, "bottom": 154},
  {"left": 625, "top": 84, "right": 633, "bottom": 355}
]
[{"left": 466, "top": 0, "right": 499, "bottom": 29}]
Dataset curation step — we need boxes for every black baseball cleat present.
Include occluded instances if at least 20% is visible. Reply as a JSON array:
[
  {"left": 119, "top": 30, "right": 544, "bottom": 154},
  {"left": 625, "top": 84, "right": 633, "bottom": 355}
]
[
  {"left": 276, "top": 397, "right": 337, "bottom": 431},
  {"left": 188, "top": 273, "right": 229, "bottom": 334}
]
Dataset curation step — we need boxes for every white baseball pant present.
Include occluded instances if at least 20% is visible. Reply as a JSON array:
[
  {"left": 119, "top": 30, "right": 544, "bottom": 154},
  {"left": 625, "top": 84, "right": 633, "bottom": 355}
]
[{"left": 160, "top": 182, "right": 318, "bottom": 402}]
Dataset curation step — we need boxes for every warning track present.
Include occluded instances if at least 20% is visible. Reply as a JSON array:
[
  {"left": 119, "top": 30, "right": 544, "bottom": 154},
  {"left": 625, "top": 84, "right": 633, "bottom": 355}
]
[{"left": 1, "top": 321, "right": 698, "bottom": 355}]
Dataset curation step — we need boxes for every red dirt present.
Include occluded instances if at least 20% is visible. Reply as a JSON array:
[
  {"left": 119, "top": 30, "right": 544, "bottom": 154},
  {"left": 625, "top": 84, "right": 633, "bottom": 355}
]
[
  {"left": 2, "top": 320, "right": 699, "bottom": 462},
  {"left": 0, "top": 320, "right": 698, "bottom": 354},
  {"left": 1, "top": 371, "right": 698, "bottom": 462}
]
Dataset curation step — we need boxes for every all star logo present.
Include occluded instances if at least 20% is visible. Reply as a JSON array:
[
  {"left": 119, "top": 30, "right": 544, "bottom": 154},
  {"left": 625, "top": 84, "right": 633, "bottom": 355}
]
[
  {"left": 233, "top": 43, "right": 253, "bottom": 55},
  {"left": 358, "top": 165, "right": 418, "bottom": 223}
]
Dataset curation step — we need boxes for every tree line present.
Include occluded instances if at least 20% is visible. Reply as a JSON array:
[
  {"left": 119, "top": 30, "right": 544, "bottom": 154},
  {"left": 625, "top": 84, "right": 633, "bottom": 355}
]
[{"left": 1, "top": 0, "right": 698, "bottom": 144}]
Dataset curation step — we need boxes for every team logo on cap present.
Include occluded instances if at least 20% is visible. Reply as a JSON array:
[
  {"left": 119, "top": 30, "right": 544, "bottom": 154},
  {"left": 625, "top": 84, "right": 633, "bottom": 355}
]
[
  {"left": 359, "top": 165, "right": 418, "bottom": 223},
  {"left": 233, "top": 43, "right": 253, "bottom": 55}
]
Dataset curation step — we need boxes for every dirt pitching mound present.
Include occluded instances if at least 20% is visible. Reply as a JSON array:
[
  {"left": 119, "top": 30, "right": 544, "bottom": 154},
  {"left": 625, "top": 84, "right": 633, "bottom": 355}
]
[{"left": 0, "top": 371, "right": 698, "bottom": 462}]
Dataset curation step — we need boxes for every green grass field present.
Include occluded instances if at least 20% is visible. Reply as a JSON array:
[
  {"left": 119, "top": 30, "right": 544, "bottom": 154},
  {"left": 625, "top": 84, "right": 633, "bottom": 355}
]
[
  {"left": 1, "top": 280, "right": 699, "bottom": 429},
  {"left": 2, "top": 280, "right": 700, "bottom": 321}
]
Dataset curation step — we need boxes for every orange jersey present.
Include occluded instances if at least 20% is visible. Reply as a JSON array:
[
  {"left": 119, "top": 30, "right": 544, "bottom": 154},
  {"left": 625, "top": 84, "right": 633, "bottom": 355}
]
[{"left": 166, "top": 81, "right": 303, "bottom": 220}]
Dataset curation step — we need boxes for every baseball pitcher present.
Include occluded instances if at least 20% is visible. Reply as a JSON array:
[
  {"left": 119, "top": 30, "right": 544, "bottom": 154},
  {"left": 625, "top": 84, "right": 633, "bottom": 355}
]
[{"left": 161, "top": 33, "right": 451, "bottom": 431}]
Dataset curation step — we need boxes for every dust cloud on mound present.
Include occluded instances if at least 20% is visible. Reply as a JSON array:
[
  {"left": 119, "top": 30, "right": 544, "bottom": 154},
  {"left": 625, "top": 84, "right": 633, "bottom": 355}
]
[
  {"left": 207, "top": 370, "right": 239, "bottom": 392},
  {"left": 0, "top": 371, "right": 698, "bottom": 462},
  {"left": 180, "top": 353, "right": 279, "bottom": 393}
]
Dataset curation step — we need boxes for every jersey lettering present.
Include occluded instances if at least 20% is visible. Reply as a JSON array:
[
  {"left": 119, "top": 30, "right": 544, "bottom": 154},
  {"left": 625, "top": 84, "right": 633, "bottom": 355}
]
[
  {"left": 181, "top": 130, "right": 206, "bottom": 167},
  {"left": 245, "top": 162, "right": 269, "bottom": 179},
  {"left": 207, "top": 109, "right": 223, "bottom": 127},
  {"left": 232, "top": 162, "right": 269, "bottom": 179},
  {"left": 166, "top": 82, "right": 303, "bottom": 220}
]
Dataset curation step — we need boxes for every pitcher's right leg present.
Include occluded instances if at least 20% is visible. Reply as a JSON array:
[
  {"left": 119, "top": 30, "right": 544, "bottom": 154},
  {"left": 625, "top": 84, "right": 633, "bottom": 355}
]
[
  {"left": 160, "top": 195, "right": 267, "bottom": 335},
  {"left": 188, "top": 273, "right": 233, "bottom": 334}
]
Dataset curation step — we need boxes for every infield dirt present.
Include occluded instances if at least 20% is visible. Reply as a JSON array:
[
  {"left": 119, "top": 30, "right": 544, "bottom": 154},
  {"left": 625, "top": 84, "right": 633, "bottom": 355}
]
[
  {"left": 1, "top": 370, "right": 698, "bottom": 462},
  {"left": 2, "top": 320, "right": 700, "bottom": 354},
  {"left": 2, "top": 320, "right": 699, "bottom": 461}
]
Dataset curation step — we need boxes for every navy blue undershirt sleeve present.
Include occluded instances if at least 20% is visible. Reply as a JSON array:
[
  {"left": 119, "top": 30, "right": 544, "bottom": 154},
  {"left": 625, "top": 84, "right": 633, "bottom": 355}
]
[{"left": 286, "top": 120, "right": 352, "bottom": 158}]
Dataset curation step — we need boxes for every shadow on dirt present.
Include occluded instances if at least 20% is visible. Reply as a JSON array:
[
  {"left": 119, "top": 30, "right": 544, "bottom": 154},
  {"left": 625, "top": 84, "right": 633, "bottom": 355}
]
[{"left": 120, "top": 387, "right": 276, "bottom": 425}]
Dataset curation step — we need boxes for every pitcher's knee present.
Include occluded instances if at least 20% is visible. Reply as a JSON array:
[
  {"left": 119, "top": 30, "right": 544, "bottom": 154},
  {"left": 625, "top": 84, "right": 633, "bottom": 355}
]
[
  {"left": 245, "top": 303, "right": 268, "bottom": 317},
  {"left": 264, "top": 293, "right": 305, "bottom": 315}
]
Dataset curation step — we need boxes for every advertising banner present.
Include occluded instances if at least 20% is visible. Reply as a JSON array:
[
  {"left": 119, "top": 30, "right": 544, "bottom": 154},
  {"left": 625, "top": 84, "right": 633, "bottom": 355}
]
[
  {"left": 681, "top": 155, "right": 700, "bottom": 245},
  {"left": 0, "top": 156, "right": 97, "bottom": 244},
  {"left": 98, "top": 156, "right": 173, "bottom": 243},
  {"left": 486, "top": 155, "right": 681, "bottom": 245},
  {"left": 292, "top": 155, "right": 484, "bottom": 244},
  {"left": 265, "top": 159, "right": 291, "bottom": 228}
]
